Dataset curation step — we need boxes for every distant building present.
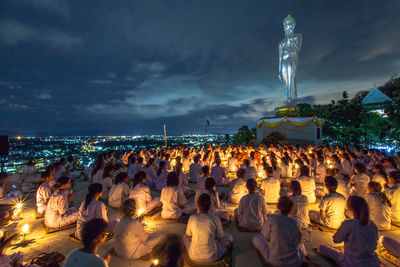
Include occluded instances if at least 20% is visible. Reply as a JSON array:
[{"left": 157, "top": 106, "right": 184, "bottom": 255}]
[{"left": 362, "top": 87, "right": 392, "bottom": 107}]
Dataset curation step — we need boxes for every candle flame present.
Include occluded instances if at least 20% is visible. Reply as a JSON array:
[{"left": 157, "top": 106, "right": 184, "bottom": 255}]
[
  {"left": 22, "top": 224, "right": 29, "bottom": 234},
  {"left": 137, "top": 209, "right": 145, "bottom": 217},
  {"left": 153, "top": 259, "right": 159, "bottom": 265},
  {"left": 15, "top": 202, "right": 23, "bottom": 210}
]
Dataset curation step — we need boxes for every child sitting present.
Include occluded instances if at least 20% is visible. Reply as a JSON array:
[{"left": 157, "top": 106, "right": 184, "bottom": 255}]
[
  {"left": 228, "top": 168, "right": 248, "bottom": 205},
  {"left": 129, "top": 171, "right": 161, "bottom": 215},
  {"left": 235, "top": 179, "right": 267, "bottom": 231},
  {"left": 252, "top": 196, "right": 305, "bottom": 267},
  {"left": 45, "top": 176, "right": 78, "bottom": 228},
  {"left": 366, "top": 182, "right": 391, "bottom": 230},
  {"left": 183, "top": 193, "right": 233, "bottom": 264},
  {"left": 261, "top": 167, "right": 280, "bottom": 204},
  {"left": 160, "top": 172, "right": 187, "bottom": 219},
  {"left": 289, "top": 180, "right": 310, "bottom": 230},
  {"left": 64, "top": 218, "right": 110, "bottom": 267},
  {"left": 318, "top": 196, "right": 380, "bottom": 266},
  {"left": 36, "top": 171, "right": 52, "bottom": 215},
  {"left": 114, "top": 199, "right": 165, "bottom": 260},
  {"left": 309, "top": 176, "right": 346, "bottom": 229},
  {"left": 76, "top": 183, "right": 118, "bottom": 240},
  {"left": 108, "top": 172, "right": 130, "bottom": 209}
]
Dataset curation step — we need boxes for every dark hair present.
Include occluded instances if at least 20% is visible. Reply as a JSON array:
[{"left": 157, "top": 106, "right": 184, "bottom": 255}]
[
  {"left": 325, "top": 176, "right": 338, "bottom": 192},
  {"left": 389, "top": 171, "right": 400, "bottom": 183},
  {"left": 166, "top": 172, "right": 179, "bottom": 187},
  {"left": 201, "top": 165, "right": 209, "bottom": 176},
  {"left": 354, "top": 163, "right": 366, "bottom": 174},
  {"left": 215, "top": 158, "right": 221, "bottom": 166},
  {"left": 347, "top": 196, "right": 369, "bottom": 226},
  {"left": 115, "top": 172, "right": 128, "bottom": 185},
  {"left": 194, "top": 155, "right": 200, "bottom": 163},
  {"left": 54, "top": 176, "right": 70, "bottom": 189},
  {"left": 244, "top": 159, "right": 250, "bottom": 167},
  {"left": 122, "top": 199, "right": 136, "bottom": 217},
  {"left": 151, "top": 234, "right": 182, "bottom": 267},
  {"left": 84, "top": 183, "right": 103, "bottom": 210},
  {"left": 246, "top": 178, "right": 257, "bottom": 192},
  {"left": 197, "top": 193, "right": 211, "bottom": 212},
  {"left": 91, "top": 160, "right": 105, "bottom": 177},
  {"left": 266, "top": 167, "right": 273, "bottom": 176},
  {"left": 299, "top": 165, "right": 310, "bottom": 177},
  {"left": 236, "top": 168, "right": 245, "bottom": 178},
  {"left": 368, "top": 182, "right": 391, "bottom": 208},
  {"left": 290, "top": 180, "right": 301, "bottom": 195},
  {"left": 82, "top": 218, "right": 109, "bottom": 248},
  {"left": 146, "top": 158, "right": 155, "bottom": 168},
  {"left": 205, "top": 178, "right": 216, "bottom": 196},
  {"left": 158, "top": 161, "right": 166, "bottom": 176},
  {"left": 103, "top": 165, "right": 113, "bottom": 179},
  {"left": 277, "top": 196, "right": 294, "bottom": 215},
  {"left": 133, "top": 171, "right": 146, "bottom": 189},
  {"left": 176, "top": 162, "right": 182, "bottom": 176}
]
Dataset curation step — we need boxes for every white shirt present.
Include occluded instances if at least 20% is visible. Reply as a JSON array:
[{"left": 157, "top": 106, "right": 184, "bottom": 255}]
[
  {"left": 237, "top": 193, "right": 267, "bottom": 230},
  {"left": 244, "top": 166, "right": 257, "bottom": 181},
  {"left": 351, "top": 173, "right": 370, "bottom": 197},
  {"left": 289, "top": 194, "right": 310, "bottom": 229},
  {"left": 385, "top": 184, "right": 400, "bottom": 222},
  {"left": 160, "top": 186, "right": 187, "bottom": 219},
  {"left": 64, "top": 249, "right": 108, "bottom": 267},
  {"left": 319, "top": 192, "right": 346, "bottom": 229},
  {"left": 227, "top": 157, "right": 239, "bottom": 172},
  {"left": 261, "top": 177, "right": 280, "bottom": 203},
  {"left": 36, "top": 182, "right": 51, "bottom": 213},
  {"left": 100, "top": 177, "right": 113, "bottom": 199},
  {"left": 186, "top": 213, "right": 224, "bottom": 262},
  {"left": 297, "top": 176, "right": 316, "bottom": 203},
  {"left": 316, "top": 163, "right": 327, "bottom": 183},
  {"left": 261, "top": 214, "right": 304, "bottom": 267},
  {"left": 189, "top": 163, "right": 202, "bottom": 182},
  {"left": 371, "top": 174, "right": 387, "bottom": 190},
  {"left": 155, "top": 169, "right": 168, "bottom": 190},
  {"left": 76, "top": 199, "right": 108, "bottom": 239},
  {"left": 45, "top": 190, "right": 70, "bottom": 228},
  {"left": 366, "top": 192, "right": 391, "bottom": 230},
  {"left": 129, "top": 184, "right": 153, "bottom": 213},
  {"left": 92, "top": 170, "right": 103, "bottom": 184},
  {"left": 210, "top": 166, "right": 226, "bottom": 185},
  {"left": 108, "top": 183, "right": 130, "bottom": 208},
  {"left": 229, "top": 178, "right": 248, "bottom": 205}
]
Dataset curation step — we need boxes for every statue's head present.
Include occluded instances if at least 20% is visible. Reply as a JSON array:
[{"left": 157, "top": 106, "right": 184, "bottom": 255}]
[{"left": 283, "top": 14, "right": 295, "bottom": 35}]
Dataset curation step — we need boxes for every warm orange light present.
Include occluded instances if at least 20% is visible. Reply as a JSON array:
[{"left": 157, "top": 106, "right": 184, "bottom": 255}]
[
  {"left": 153, "top": 259, "right": 159, "bottom": 265},
  {"left": 21, "top": 224, "right": 29, "bottom": 234},
  {"left": 16, "top": 136, "right": 22, "bottom": 140},
  {"left": 137, "top": 209, "right": 145, "bottom": 217}
]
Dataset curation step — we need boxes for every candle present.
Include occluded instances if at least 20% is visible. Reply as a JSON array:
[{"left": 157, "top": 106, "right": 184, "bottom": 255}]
[
  {"left": 137, "top": 209, "right": 145, "bottom": 217},
  {"left": 258, "top": 172, "right": 263, "bottom": 177},
  {"left": 22, "top": 224, "right": 29, "bottom": 234},
  {"left": 153, "top": 259, "right": 159, "bottom": 265}
]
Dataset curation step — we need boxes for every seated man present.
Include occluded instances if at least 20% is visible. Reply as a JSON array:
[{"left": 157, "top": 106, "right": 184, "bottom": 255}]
[
  {"left": 228, "top": 168, "right": 248, "bottom": 205},
  {"left": 252, "top": 196, "right": 306, "bottom": 267},
  {"left": 235, "top": 179, "right": 267, "bottom": 231},
  {"left": 183, "top": 193, "right": 233, "bottom": 264},
  {"left": 261, "top": 167, "right": 280, "bottom": 204},
  {"left": 309, "top": 176, "right": 346, "bottom": 229}
]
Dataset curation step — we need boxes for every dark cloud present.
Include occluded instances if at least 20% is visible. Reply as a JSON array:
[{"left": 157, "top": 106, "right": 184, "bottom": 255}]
[{"left": 0, "top": 0, "right": 399, "bottom": 135}]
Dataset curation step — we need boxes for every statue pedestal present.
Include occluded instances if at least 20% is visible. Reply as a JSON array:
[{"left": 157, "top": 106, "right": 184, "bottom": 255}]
[{"left": 256, "top": 116, "right": 323, "bottom": 145}]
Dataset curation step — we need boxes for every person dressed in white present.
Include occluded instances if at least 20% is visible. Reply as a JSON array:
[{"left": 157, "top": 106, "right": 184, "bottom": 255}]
[
  {"left": 318, "top": 196, "right": 380, "bottom": 267},
  {"left": 261, "top": 167, "right": 280, "bottom": 204},
  {"left": 183, "top": 193, "right": 233, "bottom": 264},
  {"left": 155, "top": 161, "right": 168, "bottom": 190},
  {"left": 176, "top": 163, "right": 190, "bottom": 194},
  {"left": 350, "top": 163, "right": 370, "bottom": 198},
  {"left": 114, "top": 199, "right": 165, "bottom": 260},
  {"left": 76, "top": 183, "right": 118, "bottom": 240},
  {"left": 227, "top": 152, "right": 239, "bottom": 173},
  {"left": 289, "top": 180, "right": 310, "bottom": 230},
  {"left": 36, "top": 171, "right": 52, "bottom": 215},
  {"left": 99, "top": 166, "right": 113, "bottom": 202},
  {"left": 235, "top": 179, "right": 267, "bottom": 231},
  {"left": 252, "top": 196, "right": 306, "bottom": 267},
  {"left": 129, "top": 171, "right": 161, "bottom": 215},
  {"left": 296, "top": 166, "right": 316, "bottom": 203},
  {"left": 108, "top": 173, "right": 130, "bottom": 209},
  {"left": 210, "top": 158, "right": 227, "bottom": 185},
  {"left": 128, "top": 157, "right": 144, "bottom": 180},
  {"left": 64, "top": 218, "right": 110, "bottom": 267},
  {"left": 315, "top": 156, "right": 327, "bottom": 184},
  {"left": 144, "top": 158, "right": 157, "bottom": 187},
  {"left": 197, "top": 166, "right": 209, "bottom": 191},
  {"left": 91, "top": 161, "right": 105, "bottom": 184},
  {"left": 384, "top": 171, "right": 400, "bottom": 223},
  {"left": 228, "top": 168, "right": 248, "bottom": 205},
  {"left": 371, "top": 164, "right": 388, "bottom": 190},
  {"left": 160, "top": 172, "right": 187, "bottom": 219},
  {"left": 309, "top": 176, "right": 346, "bottom": 229},
  {"left": 45, "top": 177, "right": 78, "bottom": 228},
  {"left": 243, "top": 159, "right": 257, "bottom": 181},
  {"left": 366, "top": 182, "right": 391, "bottom": 230},
  {"left": 189, "top": 156, "right": 202, "bottom": 183}
]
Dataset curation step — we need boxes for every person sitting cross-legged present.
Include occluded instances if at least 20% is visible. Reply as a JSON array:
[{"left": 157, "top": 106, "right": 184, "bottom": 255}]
[{"left": 183, "top": 193, "right": 233, "bottom": 264}]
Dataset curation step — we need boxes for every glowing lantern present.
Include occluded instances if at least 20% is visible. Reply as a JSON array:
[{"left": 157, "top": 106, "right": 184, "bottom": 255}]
[{"left": 153, "top": 259, "right": 159, "bottom": 265}]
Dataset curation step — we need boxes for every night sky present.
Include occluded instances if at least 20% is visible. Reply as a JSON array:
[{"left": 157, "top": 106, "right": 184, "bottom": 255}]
[{"left": 1, "top": 0, "right": 399, "bottom": 136}]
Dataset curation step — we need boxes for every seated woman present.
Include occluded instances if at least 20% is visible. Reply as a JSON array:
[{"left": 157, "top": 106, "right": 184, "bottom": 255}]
[
  {"left": 64, "top": 218, "right": 110, "bottom": 267},
  {"left": 176, "top": 163, "right": 190, "bottom": 194},
  {"left": 114, "top": 199, "right": 165, "bottom": 260},
  {"left": 228, "top": 168, "right": 248, "bottom": 205},
  {"left": 99, "top": 165, "right": 113, "bottom": 202},
  {"left": 235, "top": 179, "right": 267, "bottom": 231},
  {"left": 210, "top": 158, "right": 228, "bottom": 185},
  {"left": 296, "top": 165, "right": 316, "bottom": 204},
  {"left": 366, "top": 182, "right": 391, "bottom": 230},
  {"left": 151, "top": 233, "right": 184, "bottom": 267},
  {"left": 45, "top": 176, "right": 78, "bottom": 228},
  {"left": 36, "top": 171, "right": 52, "bottom": 215},
  {"left": 129, "top": 171, "right": 161, "bottom": 215},
  {"left": 318, "top": 196, "right": 380, "bottom": 267},
  {"left": 155, "top": 161, "right": 168, "bottom": 191},
  {"left": 252, "top": 196, "right": 305, "bottom": 267},
  {"left": 183, "top": 193, "right": 233, "bottom": 264},
  {"left": 309, "top": 176, "right": 346, "bottom": 229},
  {"left": 108, "top": 172, "right": 130, "bottom": 209},
  {"left": 76, "top": 183, "right": 118, "bottom": 240},
  {"left": 261, "top": 167, "right": 280, "bottom": 204},
  {"left": 160, "top": 172, "right": 187, "bottom": 219},
  {"left": 289, "top": 180, "right": 310, "bottom": 230}
]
